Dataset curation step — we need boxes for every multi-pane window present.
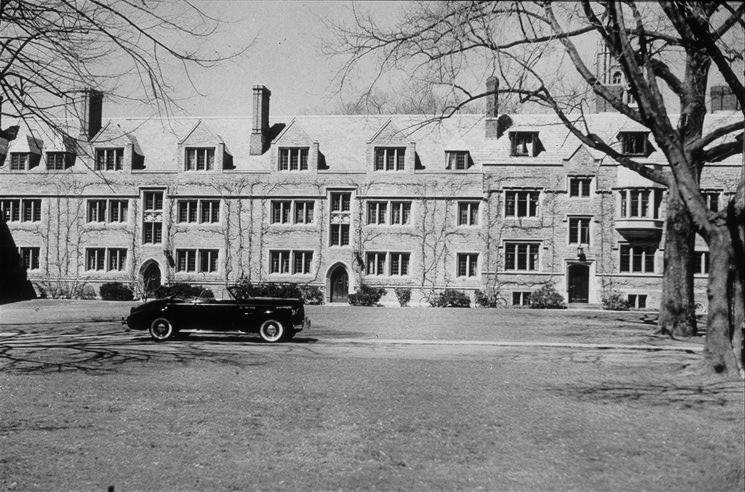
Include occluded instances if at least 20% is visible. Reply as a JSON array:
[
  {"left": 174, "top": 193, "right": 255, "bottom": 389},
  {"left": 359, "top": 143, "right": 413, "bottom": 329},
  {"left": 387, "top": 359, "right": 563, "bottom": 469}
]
[
  {"left": 330, "top": 224, "right": 350, "bottom": 246},
  {"left": 143, "top": 190, "right": 164, "bottom": 244},
  {"left": 627, "top": 294, "right": 647, "bottom": 309},
  {"left": 270, "top": 250, "right": 291, "bottom": 274},
  {"left": 86, "top": 248, "right": 106, "bottom": 271},
  {"left": 46, "top": 152, "right": 69, "bottom": 170},
  {"left": 178, "top": 200, "right": 198, "bottom": 223},
  {"left": 278, "top": 148, "right": 309, "bottom": 171},
  {"left": 367, "top": 201, "right": 388, "bottom": 225},
  {"left": 143, "top": 222, "right": 162, "bottom": 244},
  {"left": 458, "top": 202, "right": 479, "bottom": 226},
  {"left": 619, "top": 189, "right": 661, "bottom": 218},
  {"left": 390, "top": 202, "right": 411, "bottom": 225},
  {"left": 271, "top": 200, "right": 292, "bottom": 224},
  {"left": 87, "top": 200, "right": 107, "bottom": 222},
  {"left": 702, "top": 191, "right": 721, "bottom": 213},
  {"left": 512, "top": 291, "right": 531, "bottom": 306},
  {"left": 178, "top": 199, "right": 219, "bottom": 223},
  {"left": 185, "top": 147, "right": 215, "bottom": 171},
  {"left": 87, "top": 199, "right": 128, "bottom": 223},
  {"left": 620, "top": 132, "right": 648, "bottom": 156},
  {"left": 366, "top": 252, "right": 386, "bottom": 276},
  {"left": 292, "top": 251, "right": 313, "bottom": 274},
  {"left": 510, "top": 132, "right": 541, "bottom": 157},
  {"left": 200, "top": 200, "right": 220, "bottom": 223},
  {"left": 270, "top": 250, "right": 313, "bottom": 275},
  {"left": 389, "top": 252, "right": 410, "bottom": 276},
  {"left": 374, "top": 147, "right": 406, "bottom": 171},
  {"left": 568, "top": 217, "right": 591, "bottom": 245},
  {"left": 107, "top": 248, "right": 127, "bottom": 271},
  {"left": 457, "top": 253, "right": 479, "bottom": 277},
  {"left": 21, "top": 199, "right": 42, "bottom": 222},
  {"left": 294, "top": 201, "right": 314, "bottom": 224},
  {"left": 108, "top": 200, "right": 128, "bottom": 222},
  {"left": 331, "top": 192, "right": 351, "bottom": 212},
  {"left": 19, "top": 247, "right": 40, "bottom": 270},
  {"left": 176, "top": 249, "right": 218, "bottom": 272},
  {"left": 694, "top": 251, "right": 710, "bottom": 275},
  {"left": 270, "top": 200, "right": 314, "bottom": 225},
  {"left": 95, "top": 148, "right": 124, "bottom": 171},
  {"left": 504, "top": 243, "right": 540, "bottom": 271},
  {"left": 569, "top": 177, "right": 592, "bottom": 197},
  {"left": 619, "top": 244, "right": 655, "bottom": 273},
  {"left": 505, "top": 190, "right": 539, "bottom": 217},
  {"left": 446, "top": 151, "right": 471, "bottom": 170},
  {"left": 144, "top": 191, "right": 163, "bottom": 212},
  {"left": 1, "top": 199, "right": 20, "bottom": 222},
  {"left": 9, "top": 153, "right": 30, "bottom": 170}
]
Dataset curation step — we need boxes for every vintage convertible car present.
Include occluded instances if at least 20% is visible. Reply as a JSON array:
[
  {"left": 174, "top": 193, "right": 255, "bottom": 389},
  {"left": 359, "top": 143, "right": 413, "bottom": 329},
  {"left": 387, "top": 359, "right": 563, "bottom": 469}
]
[{"left": 124, "top": 290, "right": 310, "bottom": 343}]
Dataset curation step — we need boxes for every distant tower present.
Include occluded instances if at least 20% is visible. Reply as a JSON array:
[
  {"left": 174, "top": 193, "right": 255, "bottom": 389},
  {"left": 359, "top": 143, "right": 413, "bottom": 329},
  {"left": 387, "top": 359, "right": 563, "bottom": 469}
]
[{"left": 594, "top": 43, "right": 634, "bottom": 112}]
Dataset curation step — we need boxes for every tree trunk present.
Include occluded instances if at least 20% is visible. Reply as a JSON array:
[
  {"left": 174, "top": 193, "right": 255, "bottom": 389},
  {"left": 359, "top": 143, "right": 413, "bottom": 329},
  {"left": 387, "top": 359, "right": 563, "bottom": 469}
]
[{"left": 659, "top": 190, "right": 697, "bottom": 337}]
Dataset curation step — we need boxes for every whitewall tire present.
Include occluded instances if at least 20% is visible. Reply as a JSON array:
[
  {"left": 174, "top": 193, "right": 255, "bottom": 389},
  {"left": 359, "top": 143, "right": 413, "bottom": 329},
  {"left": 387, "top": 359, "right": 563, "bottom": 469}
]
[{"left": 258, "top": 319, "right": 285, "bottom": 343}]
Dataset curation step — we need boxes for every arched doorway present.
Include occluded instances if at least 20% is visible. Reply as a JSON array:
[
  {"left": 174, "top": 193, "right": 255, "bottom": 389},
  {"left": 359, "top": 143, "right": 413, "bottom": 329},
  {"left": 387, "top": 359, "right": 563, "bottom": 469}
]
[
  {"left": 141, "top": 260, "right": 162, "bottom": 295},
  {"left": 327, "top": 263, "right": 349, "bottom": 303},
  {"left": 567, "top": 263, "right": 589, "bottom": 303}
]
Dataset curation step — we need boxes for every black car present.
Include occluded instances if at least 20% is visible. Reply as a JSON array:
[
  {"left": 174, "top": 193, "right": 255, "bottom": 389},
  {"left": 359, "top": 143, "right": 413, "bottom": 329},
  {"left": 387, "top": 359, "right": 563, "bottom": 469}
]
[{"left": 124, "top": 290, "right": 310, "bottom": 343}]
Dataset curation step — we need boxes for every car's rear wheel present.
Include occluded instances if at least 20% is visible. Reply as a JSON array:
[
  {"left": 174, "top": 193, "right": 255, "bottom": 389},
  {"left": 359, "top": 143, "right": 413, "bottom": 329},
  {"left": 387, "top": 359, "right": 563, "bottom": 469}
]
[
  {"left": 258, "top": 319, "right": 285, "bottom": 343},
  {"left": 149, "top": 317, "right": 174, "bottom": 342}
]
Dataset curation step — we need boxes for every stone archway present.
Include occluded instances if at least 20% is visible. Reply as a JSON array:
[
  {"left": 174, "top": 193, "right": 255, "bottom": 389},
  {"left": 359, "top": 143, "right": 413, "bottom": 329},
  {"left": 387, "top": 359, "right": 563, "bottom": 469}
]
[
  {"left": 326, "top": 262, "right": 349, "bottom": 303},
  {"left": 140, "top": 259, "right": 162, "bottom": 295}
]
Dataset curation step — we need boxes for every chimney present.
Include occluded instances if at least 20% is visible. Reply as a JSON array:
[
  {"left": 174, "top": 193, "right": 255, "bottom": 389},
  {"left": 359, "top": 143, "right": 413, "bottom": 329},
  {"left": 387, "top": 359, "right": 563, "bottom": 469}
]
[
  {"left": 710, "top": 85, "right": 740, "bottom": 112},
  {"left": 250, "top": 85, "right": 271, "bottom": 155},
  {"left": 485, "top": 77, "right": 499, "bottom": 138},
  {"left": 594, "top": 85, "right": 624, "bottom": 113},
  {"left": 79, "top": 89, "right": 103, "bottom": 141}
]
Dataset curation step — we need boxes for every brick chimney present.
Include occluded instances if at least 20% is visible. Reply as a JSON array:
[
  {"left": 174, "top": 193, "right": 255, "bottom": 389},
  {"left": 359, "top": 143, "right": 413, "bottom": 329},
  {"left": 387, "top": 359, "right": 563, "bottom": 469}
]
[
  {"left": 79, "top": 89, "right": 103, "bottom": 141},
  {"left": 485, "top": 77, "right": 499, "bottom": 139},
  {"left": 594, "top": 86, "right": 625, "bottom": 113},
  {"left": 710, "top": 85, "right": 741, "bottom": 112},
  {"left": 250, "top": 85, "right": 271, "bottom": 155}
]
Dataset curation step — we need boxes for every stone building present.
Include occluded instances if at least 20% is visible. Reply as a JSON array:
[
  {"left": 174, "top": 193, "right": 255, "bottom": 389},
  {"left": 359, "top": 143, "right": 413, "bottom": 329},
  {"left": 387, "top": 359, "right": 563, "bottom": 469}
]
[{"left": 0, "top": 82, "right": 741, "bottom": 306}]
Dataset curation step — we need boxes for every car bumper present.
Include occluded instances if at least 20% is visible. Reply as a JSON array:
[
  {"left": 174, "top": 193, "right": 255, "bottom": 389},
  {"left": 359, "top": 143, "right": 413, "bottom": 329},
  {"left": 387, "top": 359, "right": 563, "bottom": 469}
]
[{"left": 295, "top": 316, "right": 311, "bottom": 332}]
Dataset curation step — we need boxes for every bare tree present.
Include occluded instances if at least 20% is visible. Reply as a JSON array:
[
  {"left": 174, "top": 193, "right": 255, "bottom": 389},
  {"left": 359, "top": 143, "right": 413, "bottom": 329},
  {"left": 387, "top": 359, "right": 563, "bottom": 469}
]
[{"left": 329, "top": 1, "right": 745, "bottom": 376}]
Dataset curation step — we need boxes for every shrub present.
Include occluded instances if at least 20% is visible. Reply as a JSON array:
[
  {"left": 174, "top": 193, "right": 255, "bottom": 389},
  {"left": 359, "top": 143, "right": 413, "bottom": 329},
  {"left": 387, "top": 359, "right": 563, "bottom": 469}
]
[
  {"left": 100, "top": 282, "right": 134, "bottom": 301},
  {"left": 153, "top": 283, "right": 213, "bottom": 299},
  {"left": 474, "top": 289, "right": 502, "bottom": 308},
  {"left": 230, "top": 281, "right": 303, "bottom": 300},
  {"left": 80, "top": 284, "right": 98, "bottom": 300},
  {"left": 298, "top": 284, "right": 324, "bottom": 305},
  {"left": 394, "top": 287, "right": 411, "bottom": 307},
  {"left": 432, "top": 288, "right": 471, "bottom": 308},
  {"left": 602, "top": 291, "right": 630, "bottom": 311},
  {"left": 530, "top": 283, "right": 566, "bottom": 309},
  {"left": 348, "top": 284, "right": 387, "bottom": 306}
]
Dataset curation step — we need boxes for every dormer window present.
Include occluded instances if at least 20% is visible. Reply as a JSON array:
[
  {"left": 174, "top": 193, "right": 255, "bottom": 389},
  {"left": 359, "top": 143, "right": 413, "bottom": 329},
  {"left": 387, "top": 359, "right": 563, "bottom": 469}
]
[
  {"left": 95, "top": 148, "right": 123, "bottom": 171},
  {"left": 620, "top": 132, "right": 649, "bottom": 156},
  {"left": 46, "top": 152, "right": 71, "bottom": 170},
  {"left": 510, "top": 132, "right": 542, "bottom": 157},
  {"left": 279, "top": 147, "right": 309, "bottom": 171},
  {"left": 185, "top": 147, "right": 214, "bottom": 171},
  {"left": 446, "top": 151, "right": 472, "bottom": 170},
  {"left": 374, "top": 147, "right": 405, "bottom": 171},
  {"left": 612, "top": 71, "right": 623, "bottom": 84},
  {"left": 9, "top": 153, "right": 30, "bottom": 170}
]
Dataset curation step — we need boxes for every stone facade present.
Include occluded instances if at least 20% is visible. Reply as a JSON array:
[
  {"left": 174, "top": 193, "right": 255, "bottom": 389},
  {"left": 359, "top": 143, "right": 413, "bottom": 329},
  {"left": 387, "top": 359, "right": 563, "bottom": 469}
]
[{"left": 0, "top": 84, "right": 741, "bottom": 307}]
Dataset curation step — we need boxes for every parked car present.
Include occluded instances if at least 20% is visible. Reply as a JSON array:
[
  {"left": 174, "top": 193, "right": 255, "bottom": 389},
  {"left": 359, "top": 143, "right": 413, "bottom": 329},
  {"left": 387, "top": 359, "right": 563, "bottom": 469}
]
[{"left": 123, "top": 289, "right": 310, "bottom": 342}]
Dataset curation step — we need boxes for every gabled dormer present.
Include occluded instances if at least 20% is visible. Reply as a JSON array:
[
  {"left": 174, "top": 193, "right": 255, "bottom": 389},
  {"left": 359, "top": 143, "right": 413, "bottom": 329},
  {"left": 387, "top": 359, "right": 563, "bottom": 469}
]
[
  {"left": 271, "top": 119, "right": 319, "bottom": 173},
  {"left": 444, "top": 136, "right": 474, "bottom": 170},
  {"left": 1, "top": 127, "right": 43, "bottom": 172},
  {"left": 178, "top": 120, "right": 232, "bottom": 172},
  {"left": 617, "top": 131, "right": 654, "bottom": 157},
  {"left": 367, "top": 119, "right": 416, "bottom": 173},
  {"left": 90, "top": 122, "right": 144, "bottom": 172},
  {"left": 509, "top": 131, "right": 544, "bottom": 157}
]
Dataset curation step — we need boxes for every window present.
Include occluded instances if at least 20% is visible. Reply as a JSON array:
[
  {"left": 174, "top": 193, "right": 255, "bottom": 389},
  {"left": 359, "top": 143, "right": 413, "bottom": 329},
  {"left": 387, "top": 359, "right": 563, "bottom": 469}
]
[
  {"left": 512, "top": 291, "right": 531, "bottom": 306},
  {"left": 19, "top": 247, "right": 40, "bottom": 270},
  {"left": 504, "top": 243, "right": 540, "bottom": 271},
  {"left": 569, "top": 177, "right": 592, "bottom": 198},
  {"left": 109, "top": 200, "right": 128, "bottom": 222},
  {"left": 271, "top": 201, "right": 292, "bottom": 224},
  {"left": 366, "top": 252, "right": 386, "bottom": 276},
  {"left": 95, "top": 148, "right": 124, "bottom": 171},
  {"left": 270, "top": 250, "right": 312, "bottom": 274},
  {"left": 177, "top": 199, "right": 219, "bottom": 224},
  {"left": 294, "top": 201, "right": 314, "bottom": 224},
  {"left": 568, "top": 217, "right": 591, "bottom": 245},
  {"left": 505, "top": 190, "right": 539, "bottom": 217},
  {"left": 143, "top": 222, "right": 162, "bottom": 244},
  {"left": 619, "top": 244, "right": 655, "bottom": 273},
  {"left": 458, "top": 202, "right": 479, "bottom": 226},
  {"left": 446, "top": 151, "right": 471, "bottom": 170},
  {"left": 176, "top": 249, "right": 197, "bottom": 272},
  {"left": 46, "top": 152, "right": 69, "bottom": 170},
  {"left": 144, "top": 191, "right": 163, "bottom": 212},
  {"left": 178, "top": 200, "right": 198, "bottom": 223},
  {"left": 367, "top": 201, "right": 388, "bottom": 225},
  {"left": 389, "top": 252, "right": 410, "bottom": 276},
  {"left": 702, "top": 191, "right": 721, "bottom": 213},
  {"left": 87, "top": 199, "right": 128, "bottom": 223},
  {"left": 1, "top": 199, "right": 20, "bottom": 222},
  {"left": 391, "top": 201, "right": 411, "bottom": 225},
  {"left": 86, "top": 248, "right": 106, "bottom": 271},
  {"left": 330, "top": 192, "right": 351, "bottom": 212},
  {"left": 627, "top": 294, "right": 647, "bottom": 309},
  {"left": 457, "top": 253, "right": 479, "bottom": 277},
  {"left": 87, "top": 200, "right": 107, "bottom": 222},
  {"left": 620, "top": 132, "right": 648, "bottom": 156},
  {"left": 185, "top": 147, "right": 215, "bottom": 171},
  {"left": 279, "top": 148, "right": 309, "bottom": 171},
  {"left": 330, "top": 224, "right": 350, "bottom": 246},
  {"left": 292, "top": 251, "right": 313, "bottom": 274},
  {"left": 619, "top": 189, "right": 661, "bottom": 218},
  {"left": 200, "top": 200, "right": 220, "bottom": 223},
  {"left": 270, "top": 250, "right": 291, "bottom": 274},
  {"left": 107, "top": 249, "right": 127, "bottom": 271},
  {"left": 9, "top": 153, "right": 30, "bottom": 170},
  {"left": 510, "top": 132, "right": 541, "bottom": 157},
  {"left": 374, "top": 147, "right": 406, "bottom": 171},
  {"left": 694, "top": 251, "right": 710, "bottom": 275},
  {"left": 21, "top": 199, "right": 42, "bottom": 222},
  {"left": 175, "top": 248, "right": 217, "bottom": 273},
  {"left": 611, "top": 71, "right": 623, "bottom": 84},
  {"left": 199, "top": 249, "right": 218, "bottom": 273}
]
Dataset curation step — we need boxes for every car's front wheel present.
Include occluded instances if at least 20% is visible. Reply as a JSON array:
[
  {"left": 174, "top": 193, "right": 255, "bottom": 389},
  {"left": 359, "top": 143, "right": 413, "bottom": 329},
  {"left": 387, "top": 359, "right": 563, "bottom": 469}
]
[
  {"left": 149, "top": 317, "right": 174, "bottom": 342},
  {"left": 258, "top": 319, "right": 286, "bottom": 343}
]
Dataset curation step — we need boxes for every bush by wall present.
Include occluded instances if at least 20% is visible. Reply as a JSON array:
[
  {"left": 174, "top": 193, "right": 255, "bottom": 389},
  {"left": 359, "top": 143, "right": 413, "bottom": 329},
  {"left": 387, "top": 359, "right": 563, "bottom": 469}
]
[
  {"left": 530, "top": 283, "right": 566, "bottom": 309},
  {"left": 394, "top": 287, "right": 411, "bottom": 307},
  {"left": 230, "top": 281, "right": 303, "bottom": 300},
  {"left": 153, "top": 283, "right": 214, "bottom": 299},
  {"left": 432, "top": 288, "right": 471, "bottom": 308},
  {"left": 100, "top": 282, "right": 135, "bottom": 301},
  {"left": 602, "top": 291, "right": 630, "bottom": 311},
  {"left": 474, "top": 289, "right": 504, "bottom": 308},
  {"left": 348, "top": 284, "right": 387, "bottom": 306},
  {"left": 298, "top": 284, "right": 325, "bottom": 305}
]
